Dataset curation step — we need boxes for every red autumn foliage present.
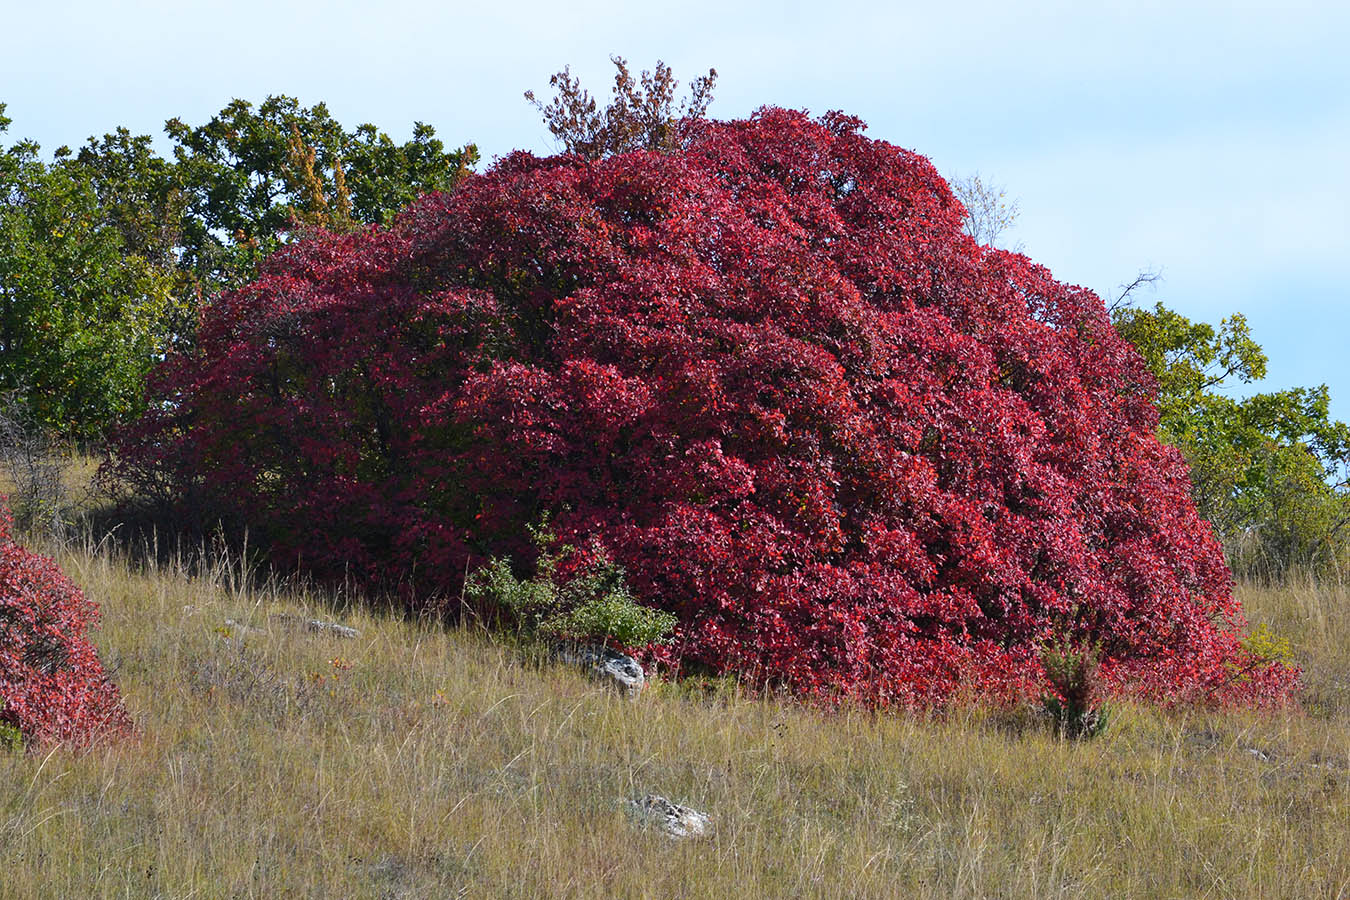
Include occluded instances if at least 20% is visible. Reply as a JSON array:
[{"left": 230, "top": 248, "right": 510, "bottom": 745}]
[
  {"left": 114, "top": 108, "right": 1297, "bottom": 707},
  {"left": 0, "top": 502, "right": 132, "bottom": 746}
]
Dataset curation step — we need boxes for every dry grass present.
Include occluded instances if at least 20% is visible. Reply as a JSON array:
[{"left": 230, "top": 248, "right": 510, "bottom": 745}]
[{"left": 0, "top": 478, "right": 1347, "bottom": 897}]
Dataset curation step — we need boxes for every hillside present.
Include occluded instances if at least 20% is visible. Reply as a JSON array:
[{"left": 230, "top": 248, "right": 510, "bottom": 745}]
[{"left": 1, "top": 528, "right": 1346, "bottom": 898}]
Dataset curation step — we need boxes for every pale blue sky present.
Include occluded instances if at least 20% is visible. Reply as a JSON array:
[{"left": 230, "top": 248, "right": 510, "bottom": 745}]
[{"left": 5, "top": 0, "right": 1348, "bottom": 417}]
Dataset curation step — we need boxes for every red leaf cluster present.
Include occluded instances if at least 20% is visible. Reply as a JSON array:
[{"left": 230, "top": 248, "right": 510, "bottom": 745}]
[
  {"left": 115, "top": 109, "right": 1297, "bottom": 706},
  {"left": 1, "top": 503, "right": 132, "bottom": 745}
]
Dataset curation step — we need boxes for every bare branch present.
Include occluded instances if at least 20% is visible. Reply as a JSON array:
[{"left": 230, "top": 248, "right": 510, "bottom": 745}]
[
  {"left": 1107, "top": 267, "right": 1163, "bottom": 312},
  {"left": 951, "top": 172, "right": 1020, "bottom": 248}
]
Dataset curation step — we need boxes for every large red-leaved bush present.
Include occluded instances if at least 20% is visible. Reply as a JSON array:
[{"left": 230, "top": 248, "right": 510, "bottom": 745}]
[
  {"left": 1, "top": 502, "right": 132, "bottom": 745},
  {"left": 115, "top": 109, "right": 1296, "bottom": 706}
]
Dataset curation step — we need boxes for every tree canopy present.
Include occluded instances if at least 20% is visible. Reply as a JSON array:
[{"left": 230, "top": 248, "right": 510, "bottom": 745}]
[
  {"left": 0, "top": 106, "right": 183, "bottom": 437},
  {"left": 0, "top": 97, "right": 477, "bottom": 438},
  {"left": 115, "top": 108, "right": 1296, "bottom": 706},
  {"left": 165, "top": 96, "right": 478, "bottom": 295},
  {"left": 1113, "top": 301, "right": 1350, "bottom": 576}
]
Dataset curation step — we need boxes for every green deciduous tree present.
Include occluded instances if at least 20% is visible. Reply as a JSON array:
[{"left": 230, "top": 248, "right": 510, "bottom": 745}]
[
  {"left": 0, "top": 106, "right": 184, "bottom": 438},
  {"left": 0, "top": 97, "right": 477, "bottom": 439},
  {"left": 165, "top": 95, "right": 478, "bottom": 293},
  {"left": 1113, "top": 300, "right": 1350, "bottom": 577}
]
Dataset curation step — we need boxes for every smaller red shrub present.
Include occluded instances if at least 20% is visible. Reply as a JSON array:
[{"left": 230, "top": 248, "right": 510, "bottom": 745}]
[{"left": 0, "top": 501, "right": 132, "bottom": 747}]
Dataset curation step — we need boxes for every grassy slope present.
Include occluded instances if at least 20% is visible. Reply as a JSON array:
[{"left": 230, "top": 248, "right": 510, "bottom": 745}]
[{"left": 0, "top": 533, "right": 1345, "bottom": 900}]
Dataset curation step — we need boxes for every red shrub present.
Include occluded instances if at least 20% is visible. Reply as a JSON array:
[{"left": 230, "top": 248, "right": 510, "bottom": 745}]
[
  {"left": 114, "top": 108, "right": 1297, "bottom": 706},
  {"left": 0, "top": 503, "right": 132, "bottom": 746}
]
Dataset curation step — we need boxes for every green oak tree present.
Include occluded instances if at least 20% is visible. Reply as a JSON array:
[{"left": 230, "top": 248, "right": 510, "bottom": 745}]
[
  {"left": 1113, "top": 301, "right": 1350, "bottom": 577},
  {"left": 166, "top": 96, "right": 478, "bottom": 293},
  {"left": 0, "top": 97, "right": 477, "bottom": 438},
  {"left": 0, "top": 106, "right": 183, "bottom": 438}
]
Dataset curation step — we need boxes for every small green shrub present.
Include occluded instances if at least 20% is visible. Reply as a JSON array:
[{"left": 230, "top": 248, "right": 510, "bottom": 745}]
[
  {"left": 1241, "top": 623, "right": 1294, "bottom": 666},
  {"left": 0, "top": 701, "right": 24, "bottom": 753},
  {"left": 465, "top": 517, "right": 676, "bottom": 649},
  {"left": 1040, "top": 640, "right": 1109, "bottom": 740}
]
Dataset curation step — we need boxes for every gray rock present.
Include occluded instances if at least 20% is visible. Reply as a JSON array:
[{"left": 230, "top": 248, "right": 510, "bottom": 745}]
[
  {"left": 554, "top": 643, "right": 645, "bottom": 697},
  {"left": 624, "top": 794, "right": 712, "bottom": 840},
  {"left": 270, "top": 613, "right": 360, "bottom": 639},
  {"left": 221, "top": 615, "right": 359, "bottom": 642}
]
